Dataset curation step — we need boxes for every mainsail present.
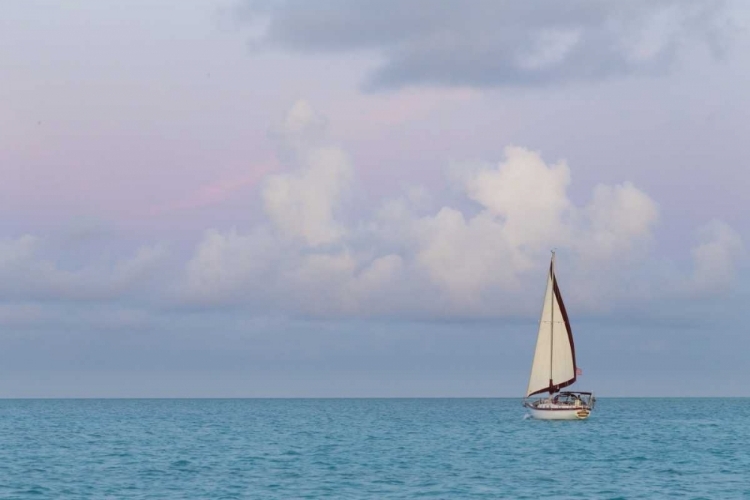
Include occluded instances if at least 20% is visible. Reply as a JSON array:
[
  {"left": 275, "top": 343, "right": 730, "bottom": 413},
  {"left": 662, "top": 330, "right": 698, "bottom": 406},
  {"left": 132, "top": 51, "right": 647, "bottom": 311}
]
[{"left": 525, "top": 254, "right": 577, "bottom": 398}]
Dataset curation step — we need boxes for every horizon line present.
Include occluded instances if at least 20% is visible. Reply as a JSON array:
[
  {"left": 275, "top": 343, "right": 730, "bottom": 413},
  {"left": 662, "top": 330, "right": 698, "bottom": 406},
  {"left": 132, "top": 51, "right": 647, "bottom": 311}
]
[{"left": 1, "top": 396, "right": 748, "bottom": 400}]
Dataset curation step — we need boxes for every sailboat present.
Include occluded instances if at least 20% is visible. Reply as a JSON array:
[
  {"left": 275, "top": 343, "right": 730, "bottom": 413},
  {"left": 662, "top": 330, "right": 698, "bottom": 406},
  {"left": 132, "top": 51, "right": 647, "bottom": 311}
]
[{"left": 523, "top": 251, "right": 595, "bottom": 420}]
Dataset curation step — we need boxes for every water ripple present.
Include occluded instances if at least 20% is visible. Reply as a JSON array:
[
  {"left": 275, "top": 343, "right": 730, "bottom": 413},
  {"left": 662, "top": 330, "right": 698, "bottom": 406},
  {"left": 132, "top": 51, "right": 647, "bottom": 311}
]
[{"left": 0, "top": 399, "right": 748, "bottom": 498}]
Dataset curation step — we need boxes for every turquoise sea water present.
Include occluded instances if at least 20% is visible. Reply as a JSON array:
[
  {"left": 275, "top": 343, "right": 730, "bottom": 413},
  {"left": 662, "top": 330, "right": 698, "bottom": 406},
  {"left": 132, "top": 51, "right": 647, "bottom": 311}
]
[{"left": 0, "top": 398, "right": 748, "bottom": 499}]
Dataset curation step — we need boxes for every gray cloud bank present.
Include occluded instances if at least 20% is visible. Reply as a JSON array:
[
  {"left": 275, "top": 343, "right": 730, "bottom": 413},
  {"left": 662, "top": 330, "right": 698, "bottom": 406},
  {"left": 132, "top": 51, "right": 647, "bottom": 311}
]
[{"left": 237, "top": 0, "right": 732, "bottom": 89}]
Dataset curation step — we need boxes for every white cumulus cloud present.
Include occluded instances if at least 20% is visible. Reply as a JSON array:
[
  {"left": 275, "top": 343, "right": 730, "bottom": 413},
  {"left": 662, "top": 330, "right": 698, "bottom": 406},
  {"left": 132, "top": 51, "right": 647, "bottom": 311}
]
[
  {"left": 263, "top": 146, "right": 352, "bottom": 247},
  {"left": 4, "top": 101, "right": 729, "bottom": 323},
  {"left": 181, "top": 102, "right": 733, "bottom": 319},
  {"left": 687, "top": 220, "right": 745, "bottom": 296},
  {"left": 262, "top": 100, "right": 353, "bottom": 247}
]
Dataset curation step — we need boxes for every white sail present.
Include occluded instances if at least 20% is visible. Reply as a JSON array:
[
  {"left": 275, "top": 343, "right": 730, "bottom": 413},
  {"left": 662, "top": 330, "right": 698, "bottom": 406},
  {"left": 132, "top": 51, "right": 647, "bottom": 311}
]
[{"left": 525, "top": 257, "right": 577, "bottom": 398}]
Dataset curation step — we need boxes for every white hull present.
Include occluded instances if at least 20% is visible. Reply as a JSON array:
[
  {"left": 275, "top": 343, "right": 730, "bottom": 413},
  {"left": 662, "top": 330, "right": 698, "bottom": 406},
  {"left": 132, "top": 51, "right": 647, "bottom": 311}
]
[
  {"left": 528, "top": 406, "right": 591, "bottom": 420},
  {"left": 529, "top": 405, "right": 591, "bottom": 420}
]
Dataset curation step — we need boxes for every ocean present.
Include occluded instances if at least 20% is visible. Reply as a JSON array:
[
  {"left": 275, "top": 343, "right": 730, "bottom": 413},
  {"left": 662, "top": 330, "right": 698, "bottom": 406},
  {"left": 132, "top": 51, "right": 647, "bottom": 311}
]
[{"left": 0, "top": 398, "right": 747, "bottom": 499}]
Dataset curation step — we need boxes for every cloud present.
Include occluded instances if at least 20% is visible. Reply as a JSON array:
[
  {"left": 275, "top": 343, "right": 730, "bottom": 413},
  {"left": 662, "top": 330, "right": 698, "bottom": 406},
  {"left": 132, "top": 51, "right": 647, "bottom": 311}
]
[
  {"left": 268, "top": 99, "right": 329, "bottom": 163},
  {"left": 3, "top": 99, "right": 742, "bottom": 322},
  {"left": 236, "top": 0, "right": 732, "bottom": 90},
  {"left": 184, "top": 227, "right": 278, "bottom": 305},
  {"left": 179, "top": 101, "right": 744, "bottom": 319},
  {"left": 464, "top": 146, "right": 572, "bottom": 250},
  {"left": 263, "top": 145, "right": 352, "bottom": 246},
  {"left": 3, "top": 101, "right": 744, "bottom": 323},
  {"left": 687, "top": 220, "right": 745, "bottom": 296},
  {"left": 576, "top": 182, "right": 659, "bottom": 261},
  {"left": 0, "top": 235, "right": 167, "bottom": 301},
  {"left": 261, "top": 100, "right": 353, "bottom": 247}
]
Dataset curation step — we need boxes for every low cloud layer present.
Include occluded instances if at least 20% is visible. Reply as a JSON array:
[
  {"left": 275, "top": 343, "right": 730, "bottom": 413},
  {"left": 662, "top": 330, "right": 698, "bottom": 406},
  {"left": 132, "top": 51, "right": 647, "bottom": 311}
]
[
  {"left": 178, "top": 100, "right": 744, "bottom": 319},
  {"left": 3, "top": 101, "right": 744, "bottom": 324},
  {"left": 0, "top": 236, "right": 166, "bottom": 302},
  {"left": 237, "top": 0, "right": 732, "bottom": 90}
]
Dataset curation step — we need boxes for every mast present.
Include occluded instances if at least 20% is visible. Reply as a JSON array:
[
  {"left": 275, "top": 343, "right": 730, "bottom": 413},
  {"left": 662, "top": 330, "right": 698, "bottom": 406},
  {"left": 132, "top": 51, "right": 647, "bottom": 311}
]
[{"left": 549, "top": 250, "right": 555, "bottom": 394}]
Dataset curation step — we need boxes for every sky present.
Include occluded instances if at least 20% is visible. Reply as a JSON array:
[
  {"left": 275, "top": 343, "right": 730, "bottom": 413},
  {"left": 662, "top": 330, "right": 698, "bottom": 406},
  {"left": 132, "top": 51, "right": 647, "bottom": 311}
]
[{"left": 1, "top": 0, "right": 749, "bottom": 397}]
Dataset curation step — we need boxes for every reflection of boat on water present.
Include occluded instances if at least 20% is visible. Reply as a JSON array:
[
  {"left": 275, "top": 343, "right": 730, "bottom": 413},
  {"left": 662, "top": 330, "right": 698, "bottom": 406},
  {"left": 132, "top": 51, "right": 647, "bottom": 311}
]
[{"left": 523, "top": 251, "right": 595, "bottom": 420}]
